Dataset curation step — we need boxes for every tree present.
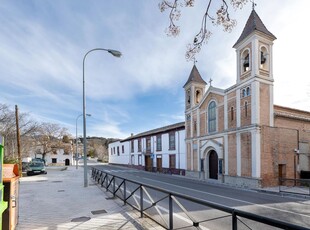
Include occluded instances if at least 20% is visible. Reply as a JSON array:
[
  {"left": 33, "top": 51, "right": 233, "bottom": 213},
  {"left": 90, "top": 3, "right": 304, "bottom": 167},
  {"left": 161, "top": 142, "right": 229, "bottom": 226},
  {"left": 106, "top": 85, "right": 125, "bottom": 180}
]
[
  {"left": 62, "top": 135, "right": 71, "bottom": 143},
  {"left": 31, "top": 122, "right": 69, "bottom": 160},
  {"left": 0, "top": 103, "right": 39, "bottom": 161},
  {"left": 159, "top": 0, "right": 249, "bottom": 60}
]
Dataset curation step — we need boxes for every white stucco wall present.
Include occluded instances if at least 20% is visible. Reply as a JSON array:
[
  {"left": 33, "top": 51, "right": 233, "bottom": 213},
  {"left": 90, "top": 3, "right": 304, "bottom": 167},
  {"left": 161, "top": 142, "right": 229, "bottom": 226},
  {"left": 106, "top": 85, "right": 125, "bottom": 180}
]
[{"left": 108, "top": 129, "right": 186, "bottom": 170}]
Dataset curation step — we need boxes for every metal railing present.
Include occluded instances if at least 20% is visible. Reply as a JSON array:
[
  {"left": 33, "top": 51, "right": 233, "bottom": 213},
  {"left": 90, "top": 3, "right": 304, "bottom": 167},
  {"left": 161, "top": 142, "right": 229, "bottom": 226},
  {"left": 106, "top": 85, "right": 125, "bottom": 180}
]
[
  {"left": 279, "top": 178, "right": 310, "bottom": 196},
  {"left": 91, "top": 167, "right": 309, "bottom": 230}
]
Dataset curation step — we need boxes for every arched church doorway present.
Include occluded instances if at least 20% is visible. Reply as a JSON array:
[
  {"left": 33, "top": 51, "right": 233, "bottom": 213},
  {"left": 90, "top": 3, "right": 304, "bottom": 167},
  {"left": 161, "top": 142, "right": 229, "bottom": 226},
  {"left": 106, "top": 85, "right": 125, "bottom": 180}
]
[
  {"left": 209, "top": 150, "right": 218, "bottom": 179},
  {"left": 65, "top": 159, "right": 70, "bottom": 166}
]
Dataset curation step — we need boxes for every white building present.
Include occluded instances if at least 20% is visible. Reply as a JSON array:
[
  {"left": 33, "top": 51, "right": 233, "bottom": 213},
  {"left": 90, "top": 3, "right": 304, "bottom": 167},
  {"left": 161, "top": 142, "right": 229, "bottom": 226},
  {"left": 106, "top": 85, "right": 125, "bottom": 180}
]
[
  {"left": 109, "top": 122, "right": 186, "bottom": 175},
  {"left": 27, "top": 144, "right": 74, "bottom": 166},
  {"left": 44, "top": 148, "right": 73, "bottom": 166}
]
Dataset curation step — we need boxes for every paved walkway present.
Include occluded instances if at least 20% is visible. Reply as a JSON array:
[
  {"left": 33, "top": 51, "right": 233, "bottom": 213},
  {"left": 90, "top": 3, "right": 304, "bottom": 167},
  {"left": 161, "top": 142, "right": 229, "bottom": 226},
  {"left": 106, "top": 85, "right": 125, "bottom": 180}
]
[
  {"left": 17, "top": 165, "right": 164, "bottom": 230},
  {"left": 17, "top": 163, "right": 309, "bottom": 230}
]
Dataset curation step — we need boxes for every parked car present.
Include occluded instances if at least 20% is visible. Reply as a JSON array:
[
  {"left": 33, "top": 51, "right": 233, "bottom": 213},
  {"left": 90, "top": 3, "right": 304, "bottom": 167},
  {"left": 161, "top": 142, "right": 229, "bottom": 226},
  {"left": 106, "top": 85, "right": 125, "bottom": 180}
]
[
  {"left": 32, "top": 158, "right": 46, "bottom": 165},
  {"left": 26, "top": 162, "right": 47, "bottom": 176}
]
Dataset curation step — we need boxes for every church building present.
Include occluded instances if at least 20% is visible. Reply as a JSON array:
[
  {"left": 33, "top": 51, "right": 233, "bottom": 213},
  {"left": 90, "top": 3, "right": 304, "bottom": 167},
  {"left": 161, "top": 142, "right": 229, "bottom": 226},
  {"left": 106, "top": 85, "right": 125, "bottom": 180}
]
[{"left": 184, "top": 9, "right": 310, "bottom": 187}]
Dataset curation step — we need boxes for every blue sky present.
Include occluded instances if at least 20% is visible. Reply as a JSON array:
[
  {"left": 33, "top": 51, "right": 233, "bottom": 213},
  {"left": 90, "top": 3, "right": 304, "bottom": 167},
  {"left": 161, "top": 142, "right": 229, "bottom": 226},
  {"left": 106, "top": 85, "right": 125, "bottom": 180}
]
[{"left": 1, "top": 0, "right": 309, "bottom": 139}]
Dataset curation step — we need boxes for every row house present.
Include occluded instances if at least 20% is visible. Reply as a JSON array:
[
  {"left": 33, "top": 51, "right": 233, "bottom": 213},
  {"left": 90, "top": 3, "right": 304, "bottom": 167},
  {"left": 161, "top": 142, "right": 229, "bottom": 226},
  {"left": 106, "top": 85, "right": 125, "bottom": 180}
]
[{"left": 109, "top": 122, "right": 186, "bottom": 175}]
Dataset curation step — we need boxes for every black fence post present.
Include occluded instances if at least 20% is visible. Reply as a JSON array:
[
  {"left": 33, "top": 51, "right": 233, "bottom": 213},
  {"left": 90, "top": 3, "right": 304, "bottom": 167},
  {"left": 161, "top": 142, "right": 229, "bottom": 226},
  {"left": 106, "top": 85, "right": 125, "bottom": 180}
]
[
  {"left": 232, "top": 211, "right": 237, "bottom": 230},
  {"left": 169, "top": 194, "right": 173, "bottom": 230},
  {"left": 113, "top": 176, "right": 116, "bottom": 197},
  {"left": 140, "top": 185, "right": 143, "bottom": 218},
  {"left": 106, "top": 174, "right": 108, "bottom": 192},
  {"left": 123, "top": 180, "right": 126, "bottom": 205}
]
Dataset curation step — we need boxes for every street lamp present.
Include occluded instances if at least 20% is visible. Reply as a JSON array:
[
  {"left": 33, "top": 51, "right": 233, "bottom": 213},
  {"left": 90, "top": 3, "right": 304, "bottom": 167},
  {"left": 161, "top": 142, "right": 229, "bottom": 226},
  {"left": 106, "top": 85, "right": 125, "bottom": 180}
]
[
  {"left": 76, "top": 113, "right": 91, "bottom": 169},
  {"left": 83, "top": 48, "right": 122, "bottom": 187}
]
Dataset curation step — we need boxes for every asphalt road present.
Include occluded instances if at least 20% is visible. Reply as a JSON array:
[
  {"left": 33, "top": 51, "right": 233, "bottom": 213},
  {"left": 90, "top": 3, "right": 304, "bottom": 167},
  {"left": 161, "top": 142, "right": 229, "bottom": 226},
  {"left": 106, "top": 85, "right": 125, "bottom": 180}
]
[{"left": 92, "top": 164, "right": 310, "bottom": 229}]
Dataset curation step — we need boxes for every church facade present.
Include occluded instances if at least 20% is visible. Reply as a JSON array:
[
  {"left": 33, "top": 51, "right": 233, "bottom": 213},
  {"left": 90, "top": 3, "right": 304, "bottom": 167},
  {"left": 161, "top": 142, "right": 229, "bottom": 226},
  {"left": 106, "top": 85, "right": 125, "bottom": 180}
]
[{"left": 184, "top": 10, "right": 310, "bottom": 187}]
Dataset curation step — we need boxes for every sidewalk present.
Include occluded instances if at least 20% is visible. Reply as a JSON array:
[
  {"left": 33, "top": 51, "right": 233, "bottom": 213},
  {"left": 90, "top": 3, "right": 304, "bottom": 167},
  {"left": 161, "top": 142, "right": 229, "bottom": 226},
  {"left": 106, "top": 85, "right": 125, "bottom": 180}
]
[{"left": 17, "top": 165, "right": 164, "bottom": 230}]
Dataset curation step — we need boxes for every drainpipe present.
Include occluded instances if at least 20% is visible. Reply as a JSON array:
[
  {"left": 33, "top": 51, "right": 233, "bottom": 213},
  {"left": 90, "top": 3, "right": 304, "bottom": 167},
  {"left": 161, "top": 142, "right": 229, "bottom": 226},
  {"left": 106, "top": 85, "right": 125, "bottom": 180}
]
[{"left": 294, "top": 129, "right": 300, "bottom": 185}]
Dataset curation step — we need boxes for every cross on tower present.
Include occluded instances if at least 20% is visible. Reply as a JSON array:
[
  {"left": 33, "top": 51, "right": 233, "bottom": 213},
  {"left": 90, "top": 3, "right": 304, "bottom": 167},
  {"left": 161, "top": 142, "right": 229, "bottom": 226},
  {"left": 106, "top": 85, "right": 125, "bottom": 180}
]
[
  {"left": 250, "top": 0, "right": 257, "bottom": 10},
  {"left": 209, "top": 78, "right": 213, "bottom": 86},
  {"left": 193, "top": 58, "right": 198, "bottom": 66}
]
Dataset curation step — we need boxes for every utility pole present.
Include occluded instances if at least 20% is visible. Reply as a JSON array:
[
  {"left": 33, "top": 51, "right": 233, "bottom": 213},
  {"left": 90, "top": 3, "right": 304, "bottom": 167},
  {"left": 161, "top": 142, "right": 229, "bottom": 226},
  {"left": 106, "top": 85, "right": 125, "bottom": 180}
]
[{"left": 15, "top": 105, "right": 22, "bottom": 177}]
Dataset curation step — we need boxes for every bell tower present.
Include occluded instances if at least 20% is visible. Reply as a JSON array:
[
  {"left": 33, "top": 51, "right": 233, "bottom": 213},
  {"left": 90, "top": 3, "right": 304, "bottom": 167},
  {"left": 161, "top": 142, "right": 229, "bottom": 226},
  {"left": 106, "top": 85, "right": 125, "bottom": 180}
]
[
  {"left": 233, "top": 8, "right": 276, "bottom": 127},
  {"left": 183, "top": 64, "right": 207, "bottom": 111},
  {"left": 233, "top": 9, "right": 276, "bottom": 83}
]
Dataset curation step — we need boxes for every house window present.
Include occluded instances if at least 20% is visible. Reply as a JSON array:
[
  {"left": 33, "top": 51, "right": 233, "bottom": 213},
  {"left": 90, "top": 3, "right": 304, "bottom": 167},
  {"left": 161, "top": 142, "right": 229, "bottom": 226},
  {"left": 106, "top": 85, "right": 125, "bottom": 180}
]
[
  {"left": 245, "top": 101, "right": 248, "bottom": 117},
  {"left": 156, "top": 135, "right": 162, "bottom": 151},
  {"left": 138, "top": 155, "right": 142, "bottom": 165},
  {"left": 146, "top": 137, "right": 151, "bottom": 152},
  {"left": 52, "top": 158, "right": 57, "bottom": 164},
  {"left": 138, "top": 139, "right": 142, "bottom": 152},
  {"left": 208, "top": 101, "right": 217, "bottom": 133},
  {"left": 117, "top": 146, "right": 120, "bottom": 156},
  {"left": 169, "top": 132, "right": 176, "bottom": 150},
  {"left": 122, "top": 145, "right": 124, "bottom": 153},
  {"left": 231, "top": 107, "right": 234, "bottom": 121},
  {"left": 131, "top": 140, "right": 134, "bottom": 153},
  {"left": 169, "top": 154, "right": 176, "bottom": 169},
  {"left": 113, "top": 147, "right": 115, "bottom": 155}
]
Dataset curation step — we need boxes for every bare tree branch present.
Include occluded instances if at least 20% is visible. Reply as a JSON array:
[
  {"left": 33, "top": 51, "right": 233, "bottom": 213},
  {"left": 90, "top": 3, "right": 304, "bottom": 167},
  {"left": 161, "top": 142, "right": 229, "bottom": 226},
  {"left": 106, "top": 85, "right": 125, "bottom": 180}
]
[{"left": 159, "top": 0, "right": 248, "bottom": 61}]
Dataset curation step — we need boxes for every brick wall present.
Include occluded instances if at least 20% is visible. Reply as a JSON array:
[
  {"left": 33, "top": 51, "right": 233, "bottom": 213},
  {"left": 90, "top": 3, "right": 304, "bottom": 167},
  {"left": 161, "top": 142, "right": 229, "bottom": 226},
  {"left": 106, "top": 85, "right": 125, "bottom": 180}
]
[
  {"left": 218, "top": 104, "right": 225, "bottom": 132},
  {"left": 261, "top": 126, "right": 298, "bottom": 187},
  {"left": 186, "top": 143, "right": 191, "bottom": 170},
  {"left": 241, "top": 132, "right": 252, "bottom": 177},
  {"left": 199, "top": 112, "right": 206, "bottom": 136},
  {"left": 240, "top": 96, "right": 252, "bottom": 127},
  {"left": 227, "top": 97, "right": 237, "bottom": 129},
  {"left": 260, "top": 83, "right": 270, "bottom": 126},
  {"left": 228, "top": 133, "right": 237, "bottom": 176}
]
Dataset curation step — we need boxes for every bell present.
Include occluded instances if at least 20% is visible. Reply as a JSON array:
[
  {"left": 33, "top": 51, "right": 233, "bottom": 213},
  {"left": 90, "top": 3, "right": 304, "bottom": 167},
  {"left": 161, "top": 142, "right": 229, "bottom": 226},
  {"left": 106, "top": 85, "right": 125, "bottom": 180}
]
[
  {"left": 261, "top": 52, "right": 266, "bottom": 64},
  {"left": 243, "top": 60, "right": 249, "bottom": 68}
]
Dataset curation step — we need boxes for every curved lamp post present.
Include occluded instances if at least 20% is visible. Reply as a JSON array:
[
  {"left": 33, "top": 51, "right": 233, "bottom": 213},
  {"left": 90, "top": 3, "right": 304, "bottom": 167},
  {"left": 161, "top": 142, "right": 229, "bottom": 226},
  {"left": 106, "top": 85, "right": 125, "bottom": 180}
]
[
  {"left": 83, "top": 48, "right": 122, "bottom": 187},
  {"left": 76, "top": 113, "right": 91, "bottom": 169}
]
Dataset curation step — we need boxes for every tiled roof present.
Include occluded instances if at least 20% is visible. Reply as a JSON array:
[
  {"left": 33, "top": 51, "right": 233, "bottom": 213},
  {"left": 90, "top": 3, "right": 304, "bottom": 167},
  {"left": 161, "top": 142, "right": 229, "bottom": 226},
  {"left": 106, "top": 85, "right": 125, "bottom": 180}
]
[
  {"left": 121, "top": 122, "right": 185, "bottom": 142},
  {"left": 233, "top": 9, "right": 276, "bottom": 48},
  {"left": 183, "top": 65, "right": 207, "bottom": 88}
]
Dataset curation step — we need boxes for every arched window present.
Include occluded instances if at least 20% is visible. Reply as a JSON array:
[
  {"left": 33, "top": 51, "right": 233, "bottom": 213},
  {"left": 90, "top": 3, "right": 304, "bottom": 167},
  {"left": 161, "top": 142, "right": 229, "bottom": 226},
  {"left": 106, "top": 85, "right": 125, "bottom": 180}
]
[
  {"left": 246, "top": 87, "right": 251, "bottom": 96},
  {"left": 208, "top": 101, "right": 217, "bottom": 133},
  {"left": 260, "top": 46, "right": 268, "bottom": 69},
  {"left": 242, "top": 89, "right": 246, "bottom": 97},
  {"left": 231, "top": 107, "right": 234, "bottom": 121},
  {"left": 195, "top": 89, "right": 202, "bottom": 104},
  {"left": 187, "top": 89, "right": 191, "bottom": 105},
  {"left": 241, "top": 49, "right": 250, "bottom": 73},
  {"left": 245, "top": 101, "right": 248, "bottom": 117}
]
